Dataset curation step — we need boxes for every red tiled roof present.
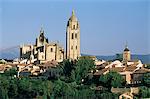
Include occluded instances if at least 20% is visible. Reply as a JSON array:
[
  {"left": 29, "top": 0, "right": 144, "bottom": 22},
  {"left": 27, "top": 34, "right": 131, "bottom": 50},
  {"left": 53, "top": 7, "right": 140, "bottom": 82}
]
[
  {"left": 125, "top": 66, "right": 137, "bottom": 72},
  {"left": 109, "top": 67, "right": 125, "bottom": 72},
  {"left": 94, "top": 68, "right": 108, "bottom": 76},
  {"left": 133, "top": 68, "right": 150, "bottom": 74}
]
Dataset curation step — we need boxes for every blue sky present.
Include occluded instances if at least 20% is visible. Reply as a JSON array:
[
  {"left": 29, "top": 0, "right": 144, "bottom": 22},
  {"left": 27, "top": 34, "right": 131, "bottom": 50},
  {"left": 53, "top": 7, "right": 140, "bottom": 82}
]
[{"left": 0, "top": 0, "right": 149, "bottom": 55}]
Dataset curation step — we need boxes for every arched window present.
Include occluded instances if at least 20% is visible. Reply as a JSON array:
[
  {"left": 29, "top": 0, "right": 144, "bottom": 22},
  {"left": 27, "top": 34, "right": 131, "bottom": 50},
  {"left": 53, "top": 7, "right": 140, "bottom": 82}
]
[{"left": 72, "top": 33, "right": 74, "bottom": 39}]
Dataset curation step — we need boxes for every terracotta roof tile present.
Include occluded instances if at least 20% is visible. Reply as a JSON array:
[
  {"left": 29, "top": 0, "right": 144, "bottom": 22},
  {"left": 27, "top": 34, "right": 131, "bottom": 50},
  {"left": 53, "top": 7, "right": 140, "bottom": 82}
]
[
  {"left": 94, "top": 68, "right": 108, "bottom": 76},
  {"left": 133, "top": 68, "right": 150, "bottom": 74},
  {"left": 125, "top": 66, "right": 137, "bottom": 72},
  {"left": 109, "top": 67, "right": 125, "bottom": 72}
]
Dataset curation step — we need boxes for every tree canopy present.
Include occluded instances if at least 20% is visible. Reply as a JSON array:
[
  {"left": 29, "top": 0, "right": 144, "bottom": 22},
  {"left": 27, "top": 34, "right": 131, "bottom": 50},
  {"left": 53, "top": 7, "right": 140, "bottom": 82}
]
[
  {"left": 74, "top": 57, "right": 95, "bottom": 84},
  {"left": 99, "top": 71, "right": 125, "bottom": 89},
  {"left": 143, "top": 72, "right": 150, "bottom": 87}
]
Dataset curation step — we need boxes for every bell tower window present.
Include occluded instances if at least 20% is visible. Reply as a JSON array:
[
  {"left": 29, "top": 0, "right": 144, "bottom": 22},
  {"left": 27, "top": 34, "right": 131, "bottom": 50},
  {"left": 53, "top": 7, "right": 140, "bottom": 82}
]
[
  {"left": 73, "top": 25, "right": 75, "bottom": 29},
  {"left": 72, "top": 33, "right": 74, "bottom": 39},
  {"left": 75, "top": 34, "right": 77, "bottom": 38},
  {"left": 71, "top": 46, "right": 73, "bottom": 50}
]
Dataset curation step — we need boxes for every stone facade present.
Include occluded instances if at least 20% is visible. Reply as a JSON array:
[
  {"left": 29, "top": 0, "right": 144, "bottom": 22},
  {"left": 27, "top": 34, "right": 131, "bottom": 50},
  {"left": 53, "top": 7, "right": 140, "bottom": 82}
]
[
  {"left": 66, "top": 10, "right": 80, "bottom": 60},
  {"left": 20, "top": 28, "right": 64, "bottom": 63}
]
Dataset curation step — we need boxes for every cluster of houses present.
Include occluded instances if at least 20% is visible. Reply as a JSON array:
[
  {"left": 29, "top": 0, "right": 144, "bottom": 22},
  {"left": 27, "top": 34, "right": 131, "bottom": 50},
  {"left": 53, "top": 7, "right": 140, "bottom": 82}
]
[
  {"left": 0, "top": 58, "right": 58, "bottom": 77},
  {"left": 93, "top": 46, "right": 150, "bottom": 85},
  {"left": 94, "top": 59, "right": 149, "bottom": 84}
]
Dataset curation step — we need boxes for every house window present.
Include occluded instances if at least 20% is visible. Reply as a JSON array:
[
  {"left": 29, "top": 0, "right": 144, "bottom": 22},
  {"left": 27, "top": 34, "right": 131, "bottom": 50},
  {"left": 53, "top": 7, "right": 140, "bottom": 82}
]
[
  {"left": 51, "top": 48, "right": 53, "bottom": 52},
  {"left": 72, "top": 33, "right": 74, "bottom": 39},
  {"left": 71, "top": 46, "right": 73, "bottom": 50},
  {"left": 76, "top": 46, "right": 77, "bottom": 49},
  {"left": 75, "top": 34, "right": 77, "bottom": 38}
]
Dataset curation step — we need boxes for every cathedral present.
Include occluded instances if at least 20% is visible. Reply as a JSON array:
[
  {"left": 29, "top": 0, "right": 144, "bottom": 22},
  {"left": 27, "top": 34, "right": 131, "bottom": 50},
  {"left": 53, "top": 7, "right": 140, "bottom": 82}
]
[{"left": 20, "top": 10, "right": 80, "bottom": 63}]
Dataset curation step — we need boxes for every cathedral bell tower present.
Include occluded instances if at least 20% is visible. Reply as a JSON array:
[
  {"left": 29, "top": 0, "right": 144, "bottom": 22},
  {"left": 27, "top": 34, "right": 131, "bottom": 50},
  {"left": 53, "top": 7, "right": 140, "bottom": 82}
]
[{"left": 66, "top": 10, "right": 80, "bottom": 60}]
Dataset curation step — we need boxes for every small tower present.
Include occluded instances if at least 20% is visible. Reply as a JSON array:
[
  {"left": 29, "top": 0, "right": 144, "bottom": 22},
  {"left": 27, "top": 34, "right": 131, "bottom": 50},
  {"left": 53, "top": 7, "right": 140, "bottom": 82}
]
[
  {"left": 36, "top": 27, "right": 48, "bottom": 47},
  {"left": 66, "top": 10, "right": 80, "bottom": 60},
  {"left": 123, "top": 44, "right": 131, "bottom": 62}
]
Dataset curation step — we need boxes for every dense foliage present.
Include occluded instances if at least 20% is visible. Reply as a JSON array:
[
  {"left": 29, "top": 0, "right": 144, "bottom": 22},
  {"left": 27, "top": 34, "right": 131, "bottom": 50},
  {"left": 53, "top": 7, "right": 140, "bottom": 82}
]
[
  {"left": 0, "top": 57, "right": 119, "bottom": 99},
  {"left": 0, "top": 74, "right": 119, "bottom": 99},
  {"left": 99, "top": 71, "right": 125, "bottom": 89},
  {"left": 143, "top": 72, "right": 150, "bottom": 87},
  {"left": 137, "top": 86, "right": 150, "bottom": 98}
]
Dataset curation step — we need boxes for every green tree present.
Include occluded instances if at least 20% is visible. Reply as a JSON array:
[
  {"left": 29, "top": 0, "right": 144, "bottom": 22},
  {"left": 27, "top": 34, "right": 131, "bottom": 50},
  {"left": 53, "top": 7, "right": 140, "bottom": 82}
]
[
  {"left": 7, "top": 79, "right": 18, "bottom": 98},
  {"left": 74, "top": 57, "right": 95, "bottom": 84},
  {"left": 47, "top": 67, "right": 63, "bottom": 80},
  {"left": 138, "top": 86, "right": 150, "bottom": 98},
  {"left": 58, "top": 59, "right": 76, "bottom": 82},
  {"left": 99, "top": 71, "right": 125, "bottom": 89},
  {"left": 42, "top": 80, "right": 53, "bottom": 99},
  {"left": 52, "top": 79, "right": 64, "bottom": 97},
  {"left": 17, "top": 78, "right": 34, "bottom": 98},
  {"left": 0, "top": 87, "right": 9, "bottom": 99},
  {"left": 115, "top": 53, "right": 123, "bottom": 61},
  {"left": 143, "top": 72, "right": 150, "bottom": 87},
  {"left": 0, "top": 75, "right": 9, "bottom": 99},
  {"left": 4, "top": 68, "right": 17, "bottom": 77},
  {"left": 52, "top": 79, "right": 77, "bottom": 98},
  {"left": 61, "top": 59, "right": 75, "bottom": 77},
  {"left": 30, "top": 79, "right": 44, "bottom": 97}
]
